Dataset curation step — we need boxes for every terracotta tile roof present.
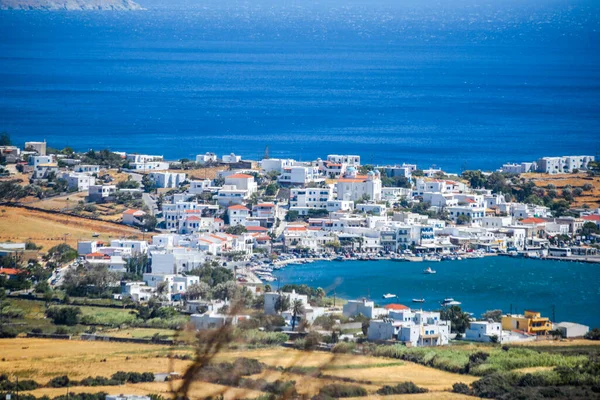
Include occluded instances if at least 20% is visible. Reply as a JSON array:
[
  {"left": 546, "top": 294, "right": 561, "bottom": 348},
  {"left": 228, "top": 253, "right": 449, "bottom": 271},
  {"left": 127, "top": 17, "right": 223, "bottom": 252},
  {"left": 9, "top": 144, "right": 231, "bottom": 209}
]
[
  {"left": 186, "top": 216, "right": 201, "bottom": 221},
  {"left": 123, "top": 209, "right": 144, "bottom": 215},
  {"left": 384, "top": 304, "right": 410, "bottom": 311},
  {"left": 246, "top": 226, "right": 268, "bottom": 232},
  {"left": 214, "top": 218, "right": 224, "bottom": 222},
  {"left": 338, "top": 178, "right": 366, "bottom": 183},
  {"left": 227, "top": 173, "right": 253, "bottom": 179},
  {"left": 255, "top": 203, "right": 275, "bottom": 207},
  {"left": 520, "top": 217, "right": 547, "bottom": 224},
  {"left": 287, "top": 226, "right": 307, "bottom": 232},
  {"left": 583, "top": 215, "right": 600, "bottom": 222},
  {"left": 255, "top": 235, "right": 271, "bottom": 241},
  {"left": 228, "top": 205, "right": 249, "bottom": 211},
  {"left": 0, "top": 268, "right": 20, "bottom": 276},
  {"left": 185, "top": 210, "right": 201, "bottom": 214}
]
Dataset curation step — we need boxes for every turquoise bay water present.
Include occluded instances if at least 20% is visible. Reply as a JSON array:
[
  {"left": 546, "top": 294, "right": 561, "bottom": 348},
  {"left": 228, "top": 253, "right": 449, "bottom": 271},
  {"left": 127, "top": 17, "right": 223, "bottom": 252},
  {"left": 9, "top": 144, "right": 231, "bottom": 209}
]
[{"left": 274, "top": 257, "right": 600, "bottom": 328}]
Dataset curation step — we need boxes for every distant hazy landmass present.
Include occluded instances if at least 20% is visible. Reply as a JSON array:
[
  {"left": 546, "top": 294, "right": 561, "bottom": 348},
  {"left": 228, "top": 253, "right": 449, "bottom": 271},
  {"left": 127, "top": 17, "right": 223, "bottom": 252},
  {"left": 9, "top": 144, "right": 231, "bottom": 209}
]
[{"left": 0, "top": 0, "right": 143, "bottom": 10}]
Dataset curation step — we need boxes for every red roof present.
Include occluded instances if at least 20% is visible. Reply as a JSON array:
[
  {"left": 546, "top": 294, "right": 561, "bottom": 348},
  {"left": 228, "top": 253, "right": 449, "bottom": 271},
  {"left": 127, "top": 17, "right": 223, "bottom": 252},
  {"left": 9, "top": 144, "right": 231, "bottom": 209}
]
[
  {"left": 338, "top": 178, "right": 366, "bottom": 183},
  {"left": 520, "top": 217, "right": 546, "bottom": 224},
  {"left": 187, "top": 216, "right": 201, "bottom": 221},
  {"left": 185, "top": 210, "right": 201, "bottom": 214},
  {"left": 583, "top": 215, "right": 600, "bottom": 222},
  {"left": 255, "top": 235, "right": 271, "bottom": 241},
  {"left": 246, "top": 226, "right": 268, "bottom": 232},
  {"left": 123, "top": 209, "right": 144, "bottom": 215},
  {"left": 287, "top": 226, "right": 307, "bottom": 232},
  {"left": 464, "top": 198, "right": 476, "bottom": 203},
  {"left": 86, "top": 252, "right": 105, "bottom": 257},
  {"left": 228, "top": 205, "right": 249, "bottom": 211},
  {"left": 227, "top": 173, "right": 253, "bottom": 179},
  {"left": 256, "top": 203, "right": 275, "bottom": 208},
  {"left": 214, "top": 218, "right": 224, "bottom": 222},
  {"left": 384, "top": 304, "right": 410, "bottom": 311},
  {"left": 0, "top": 268, "right": 20, "bottom": 276}
]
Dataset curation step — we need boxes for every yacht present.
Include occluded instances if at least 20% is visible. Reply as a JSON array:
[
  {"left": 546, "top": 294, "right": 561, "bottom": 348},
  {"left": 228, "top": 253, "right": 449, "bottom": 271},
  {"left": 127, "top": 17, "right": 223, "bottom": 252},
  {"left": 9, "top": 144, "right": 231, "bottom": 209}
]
[
  {"left": 441, "top": 298, "right": 462, "bottom": 306},
  {"left": 412, "top": 298, "right": 425, "bottom": 303},
  {"left": 423, "top": 267, "right": 436, "bottom": 274},
  {"left": 382, "top": 293, "right": 397, "bottom": 299}
]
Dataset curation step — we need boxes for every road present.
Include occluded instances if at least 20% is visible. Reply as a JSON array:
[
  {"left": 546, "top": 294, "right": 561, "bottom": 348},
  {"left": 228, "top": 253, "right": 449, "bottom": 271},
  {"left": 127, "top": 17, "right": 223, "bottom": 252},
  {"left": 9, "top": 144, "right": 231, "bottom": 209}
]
[{"left": 142, "top": 192, "right": 158, "bottom": 216}]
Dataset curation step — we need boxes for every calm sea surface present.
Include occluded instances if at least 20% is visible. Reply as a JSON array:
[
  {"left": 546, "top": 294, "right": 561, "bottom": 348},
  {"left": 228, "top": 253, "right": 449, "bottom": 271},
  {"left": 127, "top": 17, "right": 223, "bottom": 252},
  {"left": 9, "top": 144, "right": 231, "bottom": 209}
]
[
  {"left": 274, "top": 257, "right": 600, "bottom": 328},
  {"left": 1, "top": 0, "right": 599, "bottom": 171}
]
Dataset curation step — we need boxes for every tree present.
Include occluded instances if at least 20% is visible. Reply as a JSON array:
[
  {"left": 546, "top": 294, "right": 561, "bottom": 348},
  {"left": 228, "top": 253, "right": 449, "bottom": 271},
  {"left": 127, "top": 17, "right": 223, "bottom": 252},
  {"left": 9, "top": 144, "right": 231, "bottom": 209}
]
[
  {"left": 140, "top": 214, "right": 157, "bottom": 231},
  {"left": 316, "top": 287, "right": 326, "bottom": 299},
  {"left": 581, "top": 222, "right": 600, "bottom": 236},
  {"left": 285, "top": 210, "right": 300, "bottom": 222},
  {"left": 45, "top": 306, "right": 81, "bottom": 326},
  {"left": 440, "top": 305, "right": 471, "bottom": 333},
  {"left": 212, "top": 281, "right": 239, "bottom": 301},
  {"left": 290, "top": 299, "right": 305, "bottom": 331},
  {"left": 481, "top": 309, "right": 502, "bottom": 322},
  {"left": 265, "top": 182, "right": 279, "bottom": 196},
  {"left": 274, "top": 294, "right": 291, "bottom": 314},
  {"left": 186, "top": 281, "right": 211, "bottom": 300},
  {"left": 225, "top": 225, "right": 247, "bottom": 235},
  {"left": 550, "top": 199, "right": 571, "bottom": 217},
  {"left": 264, "top": 284, "right": 272, "bottom": 293},
  {"left": 141, "top": 174, "right": 157, "bottom": 193},
  {"left": 0, "top": 132, "right": 11, "bottom": 146},
  {"left": 462, "top": 170, "right": 486, "bottom": 189},
  {"left": 456, "top": 214, "right": 471, "bottom": 225}
]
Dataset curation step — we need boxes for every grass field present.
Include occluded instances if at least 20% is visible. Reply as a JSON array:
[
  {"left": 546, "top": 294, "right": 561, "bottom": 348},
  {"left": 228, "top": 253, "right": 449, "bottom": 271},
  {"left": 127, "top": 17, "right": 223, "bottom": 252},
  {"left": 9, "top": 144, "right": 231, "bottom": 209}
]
[
  {"left": 0, "top": 205, "right": 144, "bottom": 250},
  {"left": 1, "top": 338, "right": 479, "bottom": 398},
  {"left": 523, "top": 172, "right": 600, "bottom": 208}
]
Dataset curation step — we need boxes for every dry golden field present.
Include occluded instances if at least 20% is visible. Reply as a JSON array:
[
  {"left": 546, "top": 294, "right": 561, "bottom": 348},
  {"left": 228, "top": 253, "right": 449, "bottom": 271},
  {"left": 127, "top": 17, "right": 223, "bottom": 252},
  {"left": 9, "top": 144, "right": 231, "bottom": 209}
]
[
  {"left": 1, "top": 338, "right": 478, "bottom": 399},
  {"left": 0, "top": 206, "right": 145, "bottom": 250},
  {"left": 523, "top": 172, "right": 600, "bottom": 208}
]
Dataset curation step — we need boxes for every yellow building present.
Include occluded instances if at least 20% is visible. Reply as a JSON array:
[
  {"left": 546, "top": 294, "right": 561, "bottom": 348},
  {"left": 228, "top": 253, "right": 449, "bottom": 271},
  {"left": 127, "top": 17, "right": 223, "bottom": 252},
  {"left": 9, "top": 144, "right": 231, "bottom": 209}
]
[{"left": 501, "top": 310, "right": 551, "bottom": 335}]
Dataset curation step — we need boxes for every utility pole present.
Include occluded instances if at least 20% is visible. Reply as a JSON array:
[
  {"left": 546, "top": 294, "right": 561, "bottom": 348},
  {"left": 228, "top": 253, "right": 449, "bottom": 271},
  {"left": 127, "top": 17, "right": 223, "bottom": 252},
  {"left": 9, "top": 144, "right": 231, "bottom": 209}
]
[
  {"left": 552, "top": 304, "right": 556, "bottom": 323},
  {"left": 333, "top": 289, "right": 336, "bottom": 307}
]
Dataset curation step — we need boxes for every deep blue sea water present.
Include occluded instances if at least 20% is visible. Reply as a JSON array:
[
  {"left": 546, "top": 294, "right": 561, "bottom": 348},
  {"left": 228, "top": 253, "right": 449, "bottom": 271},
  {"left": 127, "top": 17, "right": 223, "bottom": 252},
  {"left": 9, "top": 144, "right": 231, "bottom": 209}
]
[
  {"left": 1, "top": 0, "right": 599, "bottom": 171},
  {"left": 274, "top": 257, "right": 600, "bottom": 328}
]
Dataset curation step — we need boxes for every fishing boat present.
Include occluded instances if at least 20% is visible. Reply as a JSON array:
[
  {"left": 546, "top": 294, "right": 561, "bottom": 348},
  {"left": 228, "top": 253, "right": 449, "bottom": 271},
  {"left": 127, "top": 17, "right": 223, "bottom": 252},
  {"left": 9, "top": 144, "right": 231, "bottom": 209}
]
[
  {"left": 382, "top": 293, "right": 397, "bottom": 299},
  {"left": 423, "top": 267, "right": 436, "bottom": 274},
  {"left": 412, "top": 298, "right": 425, "bottom": 303},
  {"left": 441, "top": 298, "right": 462, "bottom": 306}
]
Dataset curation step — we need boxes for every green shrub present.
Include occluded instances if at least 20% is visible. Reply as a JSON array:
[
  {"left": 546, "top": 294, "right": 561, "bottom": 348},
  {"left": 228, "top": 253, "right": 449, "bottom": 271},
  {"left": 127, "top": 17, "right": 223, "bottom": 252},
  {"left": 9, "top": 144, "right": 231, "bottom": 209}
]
[
  {"left": 319, "top": 384, "right": 367, "bottom": 398},
  {"left": 452, "top": 382, "right": 472, "bottom": 395},
  {"left": 332, "top": 342, "right": 356, "bottom": 354},
  {"left": 47, "top": 375, "right": 71, "bottom": 388},
  {"left": 45, "top": 306, "right": 81, "bottom": 326},
  {"left": 376, "top": 382, "right": 428, "bottom": 395}
]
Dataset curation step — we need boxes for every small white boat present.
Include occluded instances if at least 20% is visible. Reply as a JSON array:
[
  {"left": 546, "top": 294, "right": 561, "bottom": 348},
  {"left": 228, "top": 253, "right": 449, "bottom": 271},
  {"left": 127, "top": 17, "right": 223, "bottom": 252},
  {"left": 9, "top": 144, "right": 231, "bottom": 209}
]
[
  {"left": 423, "top": 267, "right": 436, "bottom": 274},
  {"left": 382, "top": 293, "right": 397, "bottom": 299},
  {"left": 412, "top": 298, "right": 425, "bottom": 303},
  {"left": 442, "top": 298, "right": 461, "bottom": 306}
]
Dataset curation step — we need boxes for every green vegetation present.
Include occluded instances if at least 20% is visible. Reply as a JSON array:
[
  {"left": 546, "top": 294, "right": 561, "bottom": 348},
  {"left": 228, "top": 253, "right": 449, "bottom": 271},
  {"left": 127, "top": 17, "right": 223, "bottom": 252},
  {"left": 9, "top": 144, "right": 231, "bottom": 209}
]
[
  {"left": 45, "top": 305, "right": 82, "bottom": 326},
  {"left": 318, "top": 383, "right": 367, "bottom": 398},
  {"left": 376, "top": 382, "right": 428, "bottom": 395},
  {"left": 370, "top": 344, "right": 588, "bottom": 376}
]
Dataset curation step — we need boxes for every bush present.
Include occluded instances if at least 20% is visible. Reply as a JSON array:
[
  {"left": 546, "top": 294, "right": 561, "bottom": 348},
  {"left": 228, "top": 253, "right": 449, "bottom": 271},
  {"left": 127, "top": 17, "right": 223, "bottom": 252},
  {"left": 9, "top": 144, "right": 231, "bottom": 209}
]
[
  {"left": 45, "top": 306, "right": 81, "bottom": 326},
  {"left": 319, "top": 384, "right": 368, "bottom": 398},
  {"left": 0, "top": 325, "right": 18, "bottom": 338},
  {"left": 332, "top": 342, "right": 356, "bottom": 354},
  {"left": 47, "top": 375, "right": 71, "bottom": 388},
  {"left": 376, "top": 382, "right": 428, "bottom": 395},
  {"left": 303, "top": 331, "right": 322, "bottom": 350},
  {"left": 471, "top": 373, "right": 519, "bottom": 398},
  {"left": 452, "top": 382, "right": 472, "bottom": 395},
  {"left": 585, "top": 328, "right": 600, "bottom": 340}
]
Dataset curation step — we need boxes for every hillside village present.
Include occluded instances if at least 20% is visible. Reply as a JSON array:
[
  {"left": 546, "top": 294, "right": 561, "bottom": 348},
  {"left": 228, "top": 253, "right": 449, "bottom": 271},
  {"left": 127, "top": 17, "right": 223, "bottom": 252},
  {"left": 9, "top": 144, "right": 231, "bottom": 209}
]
[
  {"left": 1, "top": 136, "right": 599, "bottom": 336},
  {"left": 1, "top": 136, "right": 600, "bottom": 399}
]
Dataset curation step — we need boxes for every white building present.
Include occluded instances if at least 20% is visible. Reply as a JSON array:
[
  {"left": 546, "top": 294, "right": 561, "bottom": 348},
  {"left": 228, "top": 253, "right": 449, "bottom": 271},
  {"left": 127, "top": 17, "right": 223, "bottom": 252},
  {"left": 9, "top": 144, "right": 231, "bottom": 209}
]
[
  {"left": 465, "top": 321, "right": 503, "bottom": 343},
  {"left": 122, "top": 209, "right": 146, "bottom": 226},
  {"left": 368, "top": 309, "right": 451, "bottom": 347},
  {"left": 28, "top": 155, "right": 54, "bottom": 167},
  {"left": 190, "top": 312, "right": 248, "bottom": 330},
  {"left": 88, "top": 185, "right": 117, "bottom": 202},
  {"left": 501, "top": 162, "right": 536, "bottom": 174},
  {"left": 24, "top": 141, "right": 47, "bottom": 155},
  {"left": 188, "top": 179, "right": 211, "bottom": 194},
  {"left": 224, "top": 173, "right": 257, "bottom": 194},
  {"left": 222, "top": 153, "right": 242, "bottom": 164},
  {"left": 264, "top": 290, "right": 308, "bottom": 315},
  {"left": 110, "top": 239, "right": 149, "bottom": 255},
  {"left": 150, "top": 248, "right": 206, "bottom": 275},
  {"left": 62, "top": 172, "right": 96, "bottom": 192},
  {"left": 290, "top": 187, "right": 333, "bottom": 214},
  {"left": 327, "top": 154, "right": 360, "bottom": 166},
  {"left": 343, "top": 298, "right": 388, "bottom": 319},
  {"left": 279, "top": 165, "right": 322, "bottom": 186},
  {"left": 536, "top": 155, "right": 595, "bottom": 174},
  {"left": 74, "top": 164, "right": 101, "bottom": 174},
  {"left": 555, "top": 322, "right": 589, "bottom": 338},
  {"left": 228, "top": 204, "right": 250, "bottom": 226},
  {"left": 148, "top": 172, "right": 187, "bottom": 188},
  {"left": 261, "top": 158, "right": 296, "bottom": 174},
  {"left": 196, "top": 152, "right": 218, "bottom": 164},
  {"left": 336, "top": 168, "right": 382, "bottom": 202}
]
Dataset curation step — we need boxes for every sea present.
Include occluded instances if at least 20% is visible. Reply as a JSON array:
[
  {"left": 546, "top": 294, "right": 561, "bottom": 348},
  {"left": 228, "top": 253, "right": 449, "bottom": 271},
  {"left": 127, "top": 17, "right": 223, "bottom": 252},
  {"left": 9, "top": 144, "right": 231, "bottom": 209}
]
[
  {"left": 274, "top": 257, "right": 600, "bottom": 328},
  {"left": 1, "top": 0, "right": 600, "bottom": 172}
]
